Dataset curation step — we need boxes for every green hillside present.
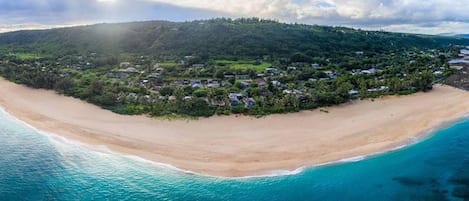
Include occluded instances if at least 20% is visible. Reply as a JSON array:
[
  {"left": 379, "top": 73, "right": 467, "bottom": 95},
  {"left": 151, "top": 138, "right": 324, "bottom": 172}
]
[{"left": 0, "top": 18, "right": 467, "bottom": 59}]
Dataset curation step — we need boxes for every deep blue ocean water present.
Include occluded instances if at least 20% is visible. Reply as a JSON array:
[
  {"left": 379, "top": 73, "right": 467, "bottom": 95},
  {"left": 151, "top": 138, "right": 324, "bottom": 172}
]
[{"left": 0, "top": 108, "right": 468, "bottom": 201}]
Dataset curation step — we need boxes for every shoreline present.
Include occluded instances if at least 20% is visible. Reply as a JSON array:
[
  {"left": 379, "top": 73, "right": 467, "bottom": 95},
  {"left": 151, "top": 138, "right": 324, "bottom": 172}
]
[
  {"left": 2, "top": 105, "right": 467, "bottom": 180},
  {"left": 0, "top": 78, "right": 468, "bottom": 177}
]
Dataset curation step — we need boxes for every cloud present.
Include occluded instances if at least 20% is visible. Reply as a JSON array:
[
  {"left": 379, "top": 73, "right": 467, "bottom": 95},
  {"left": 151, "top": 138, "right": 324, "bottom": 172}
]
[
  {"left": 0, "top": 0, "right": 225, "bottom": 27},
  {"left": 145, "top": 0, "right": 469, "bottom": 24},
  {"left": 143, "top": 0, "right": 469, "bottom": 33},
  {"left": 380, "top": 21, "right": 469, "bottom": 35},
  {"left": 1, "top": 0, "right": 469, "bottom": 34}
]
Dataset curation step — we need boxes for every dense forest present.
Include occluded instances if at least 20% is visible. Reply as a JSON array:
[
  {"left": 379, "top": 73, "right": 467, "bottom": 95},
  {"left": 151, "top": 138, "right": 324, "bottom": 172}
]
[
  {"left": 0, "top": 18, "right": 468, "bottom": 118},
  {"left": 0, "top": 18, "right": 467, "bottom": 58}
]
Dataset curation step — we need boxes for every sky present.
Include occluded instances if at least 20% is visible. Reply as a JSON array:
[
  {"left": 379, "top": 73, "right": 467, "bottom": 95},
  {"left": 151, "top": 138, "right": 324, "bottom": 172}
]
[{"left": 1, "top": 0, "right": 469, "bottom": 34}]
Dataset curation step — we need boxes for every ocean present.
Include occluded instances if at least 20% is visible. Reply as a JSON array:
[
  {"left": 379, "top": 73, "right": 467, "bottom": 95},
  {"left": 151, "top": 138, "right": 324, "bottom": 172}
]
[{"left": 0, "top": 108, "right": 468, "bottom": 201}]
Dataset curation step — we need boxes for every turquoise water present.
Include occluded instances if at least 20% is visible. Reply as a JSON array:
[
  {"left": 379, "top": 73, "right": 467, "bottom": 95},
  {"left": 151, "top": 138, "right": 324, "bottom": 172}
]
[{"left": 0, "top": 109, "right": 468, "bottom": 201}]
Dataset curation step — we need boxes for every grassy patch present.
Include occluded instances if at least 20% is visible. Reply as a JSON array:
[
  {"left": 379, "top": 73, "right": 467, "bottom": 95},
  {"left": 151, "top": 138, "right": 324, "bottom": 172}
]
[
  {"left": 156, "top": 62, "right": 180, "bottom": 68},
  {"left": 13, "top": 53, "right": 49, "bottom": 60},
  {"left": 216, "top": 60, "right": 272, "bottom": 73}
]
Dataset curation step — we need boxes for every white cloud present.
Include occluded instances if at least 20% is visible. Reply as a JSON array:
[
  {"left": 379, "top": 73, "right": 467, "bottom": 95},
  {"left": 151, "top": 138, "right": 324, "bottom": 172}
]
[
  {"left": 381, "top": 21, "right": 469, "bottom": 35},
  {"left": 1, "top": 0, "right": 469, "bottom": 34},
  {"left": 0, "top": 23, "right": 79, "bottom": 33},
  {"left": 146, "top": 0, "right": 469, "bottom": 33},
  {"left": 145, "top": 0, "right": 337, "bottom": 20}
]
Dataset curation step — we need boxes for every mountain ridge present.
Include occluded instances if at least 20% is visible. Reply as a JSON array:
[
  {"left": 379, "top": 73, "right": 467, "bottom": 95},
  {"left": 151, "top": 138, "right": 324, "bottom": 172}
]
[{"left": 1, "top": 18, "right": 468, "bottom": 58}]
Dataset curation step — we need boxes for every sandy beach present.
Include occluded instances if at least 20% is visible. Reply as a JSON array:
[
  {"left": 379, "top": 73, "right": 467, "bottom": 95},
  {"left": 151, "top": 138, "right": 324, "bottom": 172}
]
[{"left": 0, "top": 78, "right": 468, "bottom": 177}]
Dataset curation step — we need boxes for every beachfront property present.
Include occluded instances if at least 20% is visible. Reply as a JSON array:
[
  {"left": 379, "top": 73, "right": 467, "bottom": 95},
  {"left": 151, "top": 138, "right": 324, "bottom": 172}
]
[{"left": 1, "top": 45, "right": 457, "bottom": 116}]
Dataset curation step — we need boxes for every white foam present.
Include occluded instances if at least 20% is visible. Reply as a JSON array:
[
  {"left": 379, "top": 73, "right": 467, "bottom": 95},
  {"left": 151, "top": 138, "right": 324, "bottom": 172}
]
[{"left": 338, "top": 155, "right": 367, "bottom": 163}]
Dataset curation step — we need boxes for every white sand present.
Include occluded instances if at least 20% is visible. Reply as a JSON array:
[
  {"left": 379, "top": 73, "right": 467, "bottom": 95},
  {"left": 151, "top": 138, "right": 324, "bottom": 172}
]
[{"left": 0, "top": 78, "right": 468, "bottom": 177}]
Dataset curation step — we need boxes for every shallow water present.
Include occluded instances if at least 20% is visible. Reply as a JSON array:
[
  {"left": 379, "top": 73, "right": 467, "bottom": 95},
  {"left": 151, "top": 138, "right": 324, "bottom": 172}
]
[{"left": 0, "top": 109, "right": 468, "bottom": 201}]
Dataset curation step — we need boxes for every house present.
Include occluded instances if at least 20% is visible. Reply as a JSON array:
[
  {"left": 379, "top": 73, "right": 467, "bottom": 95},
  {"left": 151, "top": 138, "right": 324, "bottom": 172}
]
[
  {"left": 190, "top": 80, "right": 202, "bottom": 85},
  {"left": 254, "top": 78, "right": 267, "bottom": 88},
  {"left": 243, "top": 98, "right": 256, "bottom": 108},
  {"left": 449, "top": 59, "right": 469, "bottom": 70},
  {"left": 395, "top": 72, "right": 407, "bottom": 77},
  {"left": 236, "top": 74, "right": 250, "bottom": 79},
  {"left": 59, "top": 73, "right": 70, "bottom": 78},
  {"left": 141, "top": 80, "right": 150, "bottom": 85},
  {"left": 229, "top": 93, "right": 244, "bottom": 106},
  {"left": 350, "top": 69, "right": 361, "bottom": 75},
  {"left": 311, "top": 63, "right": 321, "bottom": 68},
  {"left": 119, "top": 67, "right": 139, "bottom": 73},
  {"left": 230, "top": 99, "right": 241, "bottom": 106},
  {"left": 239, "top": 81, "right": 250, "bottom": 88},
  {"left": 192, "top": 83, "right": 203, "bottom": 89},
  {"left": 107, "top": 72, "right": 130, "bottom": 79},
  {"left": 271, "top": 80, "right": 282, "bottom": 87},
  {"left": 148, "top": 73, "right": 160, "bottom": 79},
  {"left": 461, "top": 49, "right": 469, "bottom": 56},
  {"left": 433, "top": 71, "right": 443, "bottom": 75},
  {"left": 449, "top": 59, "right": 469, "bottom": 65},
  {"left": 260, "top": 91, "right": 273, "bottom": 97},
  {"left": 192, "top": 64, "right": 205, "bottom": 68},
  {"left": 407, "top": 52, "right": 417, "bottom": 57},
  {"left": 265, "top": 68, "right": 279, "bottom": 74},
  {"left": 120, "top": 62, "right": 132, "bottom": 68},
  {"left": 355, "top": 51, "right": 364, "bottom": 56},
  {"left": 348, "top": 90, "right": 359, "bottom": 97},
  {"left": 361, "top": 70, "right": 372, "bottom": 75},
  {"left": 284, "top": 89, "right": 304, "bottom": 98},
  {"left": 206, "top": 80, "right": 220, "bottom": 88},
  {"left": 173, "top": 80, "right": 185, "bottom": 87},
  {"left": 293, "top": 89, "right": 305, "bottom": 98},
  {"left": 168, "top": 96, "right": 177, "bottom": 101},
  {"left": 323, "top": 70, "right": 336, "bottom": 79},
  {"left": 367, "top": 86, "right": 389, "bottom": 93},
  {"left": 361, "top": 68, "right": 377, "bottom": 75},
  {"left": 224, "top": 74, "right": 235, "bottom": 79},
  {"left": 222, "top": 81, "right": 233, "bottom": 87},
  {"left": 142, "top": 95, "right": 152, "bottom": 103},
  {"left": 211, "top": 99, "right": 226, "bottom": 107}
]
